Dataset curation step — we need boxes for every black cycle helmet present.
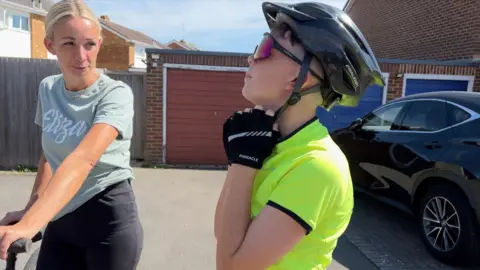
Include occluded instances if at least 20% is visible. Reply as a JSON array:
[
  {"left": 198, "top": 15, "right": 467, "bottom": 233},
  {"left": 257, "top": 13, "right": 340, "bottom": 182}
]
[{"left": 262, "top": 1, "right": 385, "bottom": 111}]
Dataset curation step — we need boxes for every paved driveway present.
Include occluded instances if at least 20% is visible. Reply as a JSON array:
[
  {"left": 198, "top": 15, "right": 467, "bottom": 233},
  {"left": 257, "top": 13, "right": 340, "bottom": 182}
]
[
  {"left": 2, "top": 168, "right": 471, "bottom": 270},
  {"left": 0, "top": 168, "right": 375, "bottom": 270}
]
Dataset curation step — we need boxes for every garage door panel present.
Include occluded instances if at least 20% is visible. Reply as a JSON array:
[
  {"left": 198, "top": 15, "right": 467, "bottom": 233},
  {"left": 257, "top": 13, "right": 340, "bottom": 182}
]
[
  {"left": 167, "top": 106, "right": 241, "bottom": 115},
  {"left": 168, "top": 95, "right": 249, "bottom": 107},
  {"left": 167, "top": 138, "right": 224, "bottom": 150},
  {"left": 168, "top": 81, "right": 246, "bottom": 93},
  {"left": 168, "top": 145, "right": 223, "bottom": 155},
  {"left": 167, "top": 117, "right": 233, "bottom": 126},
  {"left": 168, "top": 72, "right": 246, "bottom": 84},
  {"left": 167, "top": 89, "right": 244, "bottom": 99},
  {"left": 167, "top": 125, "right": 222, "bottom": 138},
  {"left": 405, "top": 79, "right": 469, "bottom": 96},
  {"left": 168, "top": 102, "right": 250, "bottom": 109},
  {"left": 167, "top": 117, "right": 228, "bottom": 127},
  {"left": 167, "top": 110, "right": 234, "bottom": 120},
  {"left": 166, "top": 138, "right": 222, "bottom": 147},
  {"left": 169, "top": 69, "right": 245, "bottom": 78},
  {"left": 167, "top": 133, "right": 221, "bottom": 142},
  {"left": 166, "top": 68, "right": 249, "bottom": 165}
]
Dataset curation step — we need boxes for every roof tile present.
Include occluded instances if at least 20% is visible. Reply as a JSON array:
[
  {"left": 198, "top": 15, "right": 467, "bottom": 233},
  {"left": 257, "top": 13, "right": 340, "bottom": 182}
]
[{"left": 99, "top": 17, "right": 168, "bottom": 49}]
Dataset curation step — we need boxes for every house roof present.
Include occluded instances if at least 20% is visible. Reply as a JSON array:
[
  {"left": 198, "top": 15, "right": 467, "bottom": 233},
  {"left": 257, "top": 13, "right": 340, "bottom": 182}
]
[
  {"left": 166, "top": 39, "right": 200, "bottom": 50},
  {"left": 0, "top": 0, "right": 54, "bottom": 15},
  {"left": 99, "top": 15, "right": 168, "bottom": 49}
]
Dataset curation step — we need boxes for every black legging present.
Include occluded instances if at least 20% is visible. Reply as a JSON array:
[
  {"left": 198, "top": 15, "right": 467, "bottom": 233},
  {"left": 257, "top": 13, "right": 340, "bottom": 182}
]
[{"left": 35, "top": 180, "right": 144, "bottom": 270}]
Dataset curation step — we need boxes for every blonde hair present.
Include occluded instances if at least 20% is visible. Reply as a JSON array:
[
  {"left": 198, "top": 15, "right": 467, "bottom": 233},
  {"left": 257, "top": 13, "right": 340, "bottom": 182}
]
[{"left": 45, "top": 0, "right": 101, "bottom": 39}]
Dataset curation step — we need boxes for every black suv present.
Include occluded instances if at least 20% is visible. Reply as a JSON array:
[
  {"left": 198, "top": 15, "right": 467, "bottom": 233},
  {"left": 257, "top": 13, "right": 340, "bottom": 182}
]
[{"left": 330, "top": 91, "right": 480, "bottom": 267}]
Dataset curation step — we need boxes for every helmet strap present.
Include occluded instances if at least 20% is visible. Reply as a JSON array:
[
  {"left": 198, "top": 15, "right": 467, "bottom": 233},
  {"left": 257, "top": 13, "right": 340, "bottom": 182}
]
[{"left": 274, "top": 53, "right": 313, "bottom": 120}]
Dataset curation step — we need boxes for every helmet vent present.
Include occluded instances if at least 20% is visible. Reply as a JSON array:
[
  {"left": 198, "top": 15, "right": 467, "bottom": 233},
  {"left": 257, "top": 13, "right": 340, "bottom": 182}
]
[
  {"left": 344, "top": 47, "right": 360, "bottom": 74},
  {"left": 342, "top": 68, "right": 356, "bottom": 92},
  {"left": 340, "top": 21, "right": 369, "bottom": 54}
]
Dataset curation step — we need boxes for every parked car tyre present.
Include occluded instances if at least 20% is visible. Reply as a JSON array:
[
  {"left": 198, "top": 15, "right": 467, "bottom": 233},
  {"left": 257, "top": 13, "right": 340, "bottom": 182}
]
[{"left": 417, "top": 184, "right": 480, "bottom": 267}]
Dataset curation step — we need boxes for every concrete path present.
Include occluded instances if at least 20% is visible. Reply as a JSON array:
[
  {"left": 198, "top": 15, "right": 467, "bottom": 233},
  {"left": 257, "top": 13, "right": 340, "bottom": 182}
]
[{"left": 0, "top": 168, "right": 377, "bottom": 270}]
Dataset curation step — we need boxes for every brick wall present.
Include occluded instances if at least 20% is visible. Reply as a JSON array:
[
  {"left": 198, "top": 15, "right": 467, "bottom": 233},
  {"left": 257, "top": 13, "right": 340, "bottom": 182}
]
[
  {"left": 380, "top": 63, "right": 479, "bottom": 101},
  {"left": 346, "top": 0, "right": 479, "bottom": 61},
  {"left": 30, "top": 14, "right": 47, "bottom": 59},
  {"left": 144, "top": 50, "right": 248, "bottom": 164},
  {"left": 167, "top": 43, "right": 187, "bottom": 50},
  {"left": 129, "top": 45, "right": 135, "bottom": 67},
  {"left": 96, "top": 28, "right": 134, "bottom": 70}
]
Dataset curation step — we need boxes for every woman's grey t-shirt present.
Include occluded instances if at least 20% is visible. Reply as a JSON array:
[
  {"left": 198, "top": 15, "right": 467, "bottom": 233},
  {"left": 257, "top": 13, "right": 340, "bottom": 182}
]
[{"left": 35, "top": 73, "right": 134, "bottom": 221}]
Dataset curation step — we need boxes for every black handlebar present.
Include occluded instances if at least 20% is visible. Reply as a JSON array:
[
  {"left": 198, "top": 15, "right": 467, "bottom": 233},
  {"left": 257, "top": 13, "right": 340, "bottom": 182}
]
[
  {"left": 7, "top": 238, "right": 32, "bottom": 254},
  {"left": 5, "top": 221, "right": 43, "bottom": 254}
]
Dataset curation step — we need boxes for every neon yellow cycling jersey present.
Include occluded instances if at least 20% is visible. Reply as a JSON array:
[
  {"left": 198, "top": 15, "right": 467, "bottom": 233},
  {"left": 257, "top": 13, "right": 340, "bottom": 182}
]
[{"left": 251, "top": 117, "right": 354, "bottom": 270}]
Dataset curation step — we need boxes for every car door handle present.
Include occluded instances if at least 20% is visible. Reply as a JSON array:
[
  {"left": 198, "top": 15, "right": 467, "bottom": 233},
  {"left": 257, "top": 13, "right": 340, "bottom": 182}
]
[{"left": 424, "top": 141, "right": 442, "bottom": 149}]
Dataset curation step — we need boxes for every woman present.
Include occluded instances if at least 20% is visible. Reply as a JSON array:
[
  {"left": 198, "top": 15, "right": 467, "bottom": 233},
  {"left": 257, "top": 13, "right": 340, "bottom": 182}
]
[
  {"left": 215, "top": 2, "right": 385, "bottom": 270},
  {"left": 0, "top": 1, "right": 143, "bottom": 269}
]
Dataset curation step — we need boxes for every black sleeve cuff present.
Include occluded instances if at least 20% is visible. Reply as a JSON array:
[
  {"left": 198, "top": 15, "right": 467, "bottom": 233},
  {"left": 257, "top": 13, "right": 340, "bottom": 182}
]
[{"left": 267, "top": 200, "right": 312, "bottom": 235}]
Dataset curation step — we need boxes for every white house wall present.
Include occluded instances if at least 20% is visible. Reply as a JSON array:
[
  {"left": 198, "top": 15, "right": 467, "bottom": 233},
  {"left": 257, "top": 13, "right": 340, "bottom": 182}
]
[
  {"left": 0, "top": 7, "right": 31, "bottom": 58},
  {"left": 134, "top": 44, "right": 147, "bottom": 69},
  {"left": 0, "top": 7, "right": 5, "bottom": 27},
  {"left": 0, "top": 27, "right": 31, "bottom": 58},
  {"left": 134, "top": 56, "right": 146, "bottom": 69}
]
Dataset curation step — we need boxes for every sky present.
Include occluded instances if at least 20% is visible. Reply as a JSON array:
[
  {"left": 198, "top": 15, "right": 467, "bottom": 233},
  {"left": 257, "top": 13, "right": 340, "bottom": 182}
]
[{"left": 77, "top": 0, "right": 348, "bottom": 53}]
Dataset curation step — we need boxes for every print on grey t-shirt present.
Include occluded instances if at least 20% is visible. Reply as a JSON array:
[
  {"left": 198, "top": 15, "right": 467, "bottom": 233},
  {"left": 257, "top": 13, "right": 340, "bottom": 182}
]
[{"left": 35, "top": 73, "right": 134, "bottom": 221}]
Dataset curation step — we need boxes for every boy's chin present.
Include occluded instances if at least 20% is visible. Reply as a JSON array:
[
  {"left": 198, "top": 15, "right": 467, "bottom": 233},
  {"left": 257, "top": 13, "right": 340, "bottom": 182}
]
[
  {"left": 241, "top": 89, "right": 282, "bottom": 110},
  {"left": 241, "top": 88, "right": 257, "bottom": 105}
]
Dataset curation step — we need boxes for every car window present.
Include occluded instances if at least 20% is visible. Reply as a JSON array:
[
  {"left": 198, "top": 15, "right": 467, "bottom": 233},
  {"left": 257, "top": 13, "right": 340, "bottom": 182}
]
[
  {"left": 399, "top": 100, "right": 448, "bottom": 131},
  {"left": 361, "top": 102, "right": 405, "bottom": 131},
  {"left": 446, "top": 103, "right": 471, "bottom": 125}
]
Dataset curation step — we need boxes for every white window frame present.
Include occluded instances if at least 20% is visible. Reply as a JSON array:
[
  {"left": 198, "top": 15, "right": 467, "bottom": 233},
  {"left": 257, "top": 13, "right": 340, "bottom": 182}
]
[
  {"left": 0, "top": 9, "right": 6, "bottom": 29},
  {"left": 381, "top": 72, "right": 390, "bottom": 105},
  {"left": 6, "top": 11, "right": 30, "bottom": 32},
  {"left": 401, "top": 73, "right": 475, "bottom": 97}
]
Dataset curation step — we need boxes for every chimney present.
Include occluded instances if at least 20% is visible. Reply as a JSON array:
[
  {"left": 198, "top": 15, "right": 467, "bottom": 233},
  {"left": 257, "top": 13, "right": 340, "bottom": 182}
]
[
  {"left": 100, "top": 15, "right": 110, "bottom": 21},
  {"left": 32, "top": 0, "right": 42, "bottom": 9}
]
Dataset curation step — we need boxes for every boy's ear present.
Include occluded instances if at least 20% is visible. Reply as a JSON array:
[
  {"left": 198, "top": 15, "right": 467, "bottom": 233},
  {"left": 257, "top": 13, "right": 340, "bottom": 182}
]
[
  {"left": 285, "top": 76, "right": 297, "bottom": 93},
  {"left": 285, "top": 71, "right": 320, "bottom": 94}
]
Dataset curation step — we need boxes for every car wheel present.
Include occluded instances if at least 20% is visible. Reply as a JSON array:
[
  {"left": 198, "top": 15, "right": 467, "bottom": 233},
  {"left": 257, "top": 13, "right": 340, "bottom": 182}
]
[{"left": 418, "top": 184, "right": 480, "bottom": 267}]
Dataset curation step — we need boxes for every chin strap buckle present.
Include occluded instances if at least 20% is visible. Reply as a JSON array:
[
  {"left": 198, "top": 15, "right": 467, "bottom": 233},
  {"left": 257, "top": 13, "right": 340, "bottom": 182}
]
[{"left": 287, "top": 92, "right": 301, "bottom": 105}]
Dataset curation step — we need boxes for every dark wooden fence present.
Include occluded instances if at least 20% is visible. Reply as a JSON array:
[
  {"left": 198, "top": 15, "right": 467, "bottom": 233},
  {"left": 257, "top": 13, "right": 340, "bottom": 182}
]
[{"left": 0, "top": 57, "right": 146, "bottom": 169}]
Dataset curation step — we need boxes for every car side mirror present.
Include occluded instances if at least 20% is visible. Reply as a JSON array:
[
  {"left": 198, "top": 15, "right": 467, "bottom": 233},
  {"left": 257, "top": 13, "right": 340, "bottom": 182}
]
[{"left": 350, "top": 118, "right": 363, "bottom": 130}]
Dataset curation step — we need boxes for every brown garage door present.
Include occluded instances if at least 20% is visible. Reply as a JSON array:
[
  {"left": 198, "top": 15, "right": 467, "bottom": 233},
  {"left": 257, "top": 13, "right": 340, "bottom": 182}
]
[{"left": 166, "top": 68, "right": 251, "bottom": 165}]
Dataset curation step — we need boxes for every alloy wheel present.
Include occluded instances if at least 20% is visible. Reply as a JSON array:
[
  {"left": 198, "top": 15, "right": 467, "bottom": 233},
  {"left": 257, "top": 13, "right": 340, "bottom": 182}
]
[{"left": 422, "top": 196, "right": 461, "bottom": 252}]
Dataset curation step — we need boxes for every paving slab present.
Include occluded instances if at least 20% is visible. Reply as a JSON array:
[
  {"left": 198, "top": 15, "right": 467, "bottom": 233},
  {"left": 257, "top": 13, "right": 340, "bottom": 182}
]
[{"left": 4, "top": 168, "right": 461, "bottom": 270}]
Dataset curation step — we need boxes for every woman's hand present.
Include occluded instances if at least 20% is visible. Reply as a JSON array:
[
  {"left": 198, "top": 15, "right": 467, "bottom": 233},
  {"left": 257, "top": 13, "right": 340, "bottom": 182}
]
[
  {"left": 0, "top": 224, "right": 32, "bottom": 260},
  {"left": 0, "top": 210, "right": 26, "bottom": 226}
]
